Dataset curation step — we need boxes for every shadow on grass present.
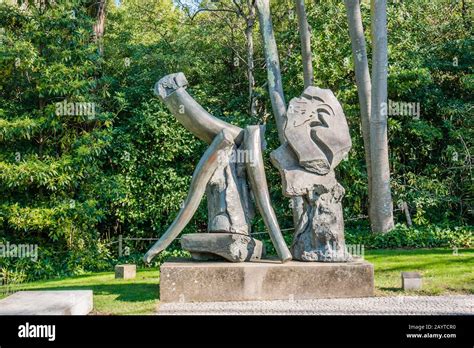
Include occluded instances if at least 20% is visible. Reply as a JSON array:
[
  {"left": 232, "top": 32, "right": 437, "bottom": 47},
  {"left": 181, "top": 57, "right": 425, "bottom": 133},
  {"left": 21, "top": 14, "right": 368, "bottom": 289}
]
[
  {"left": 27, "top": 283, "right": 160, "bottom": 302},
  {"left": 379, "top": 287, "right": 404, "bottom": 294}
]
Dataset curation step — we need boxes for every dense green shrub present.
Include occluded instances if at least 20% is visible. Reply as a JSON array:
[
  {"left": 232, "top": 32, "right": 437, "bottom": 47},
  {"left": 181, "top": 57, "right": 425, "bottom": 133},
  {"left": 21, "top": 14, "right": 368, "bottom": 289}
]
[
  {"left": 0, "top": 1, "right": 118, "bottom": 282},
  {"left": 345, "top": 224, "right": 473, "bottom": 250}
]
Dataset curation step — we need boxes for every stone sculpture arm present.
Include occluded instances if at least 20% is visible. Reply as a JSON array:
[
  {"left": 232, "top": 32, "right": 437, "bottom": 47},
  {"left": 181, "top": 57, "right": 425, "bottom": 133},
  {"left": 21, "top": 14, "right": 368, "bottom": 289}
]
[
  {"left": 244, "top": 126, "right": 292, "bottom": 262},
  {"left": 154, "top": 73, "right": 244, "bottom": 145},
  {"left": 143, "top": 129, "right": 235, "bottom": 263}
]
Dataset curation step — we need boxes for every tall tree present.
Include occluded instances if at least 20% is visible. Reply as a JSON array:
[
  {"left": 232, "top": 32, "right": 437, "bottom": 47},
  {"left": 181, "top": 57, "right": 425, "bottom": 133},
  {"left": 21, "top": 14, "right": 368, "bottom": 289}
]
[
  {"left": 344, "top": 0, "right": 372, "bottom": 215},
  {"left": 0, "top": 1, "right": 114, "bottom": 279},
  {"left": 92, "top": 0, "right": 108, "bottom": 55},
  {"left": 244, "top": 0, "right": 257, "bottom": 116},
  {"left": 369, "top": 0, "right": 394, "bottom": 233},
  {"left": 180, "top": 0, "right": 258, "bottom": 117},
  {"left": 256, "top": 0, "right": 307, "bottom": 231},
  {"left": 294, "top": 0, "right": 313, "bottom": 88},
  {"left": 255, "top": 0, "right": 286, "bottom": 144}
]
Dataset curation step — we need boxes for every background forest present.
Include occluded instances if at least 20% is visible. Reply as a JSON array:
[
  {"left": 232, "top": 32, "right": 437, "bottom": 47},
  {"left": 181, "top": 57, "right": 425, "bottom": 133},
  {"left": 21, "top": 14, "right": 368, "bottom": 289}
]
[{"left": 0, "top": 0, "right": 472, "bottom": 282}]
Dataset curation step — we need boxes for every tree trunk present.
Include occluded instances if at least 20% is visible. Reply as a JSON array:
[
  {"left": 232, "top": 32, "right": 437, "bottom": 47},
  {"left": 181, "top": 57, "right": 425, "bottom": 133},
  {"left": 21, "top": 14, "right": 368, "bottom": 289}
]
[
  {"left": 294, "top": 0, "right": 313, "bottom": 88},
  {"left": 245, "top": 0, "right": 257, "bottom": 116},
  {"left": 344, "top": 0, "right": 373, "bottom": 213},
  {"left": 293, "top": 0, "right": 314, "bottom": 230},
  {"left": 461, "top": 0, "right": 471, "bottom": 31},
  {"left": 255, "top": 0, "right": 287, "bottom": 145},
  {"left": 369, "top": 0, "right": 394, "bottom": 233},
  {"left": 256, "top": 0, "right": 306, "bottom": 233},
  {"left": 93, "top": 0, "right": 107, "bottom": 55}
]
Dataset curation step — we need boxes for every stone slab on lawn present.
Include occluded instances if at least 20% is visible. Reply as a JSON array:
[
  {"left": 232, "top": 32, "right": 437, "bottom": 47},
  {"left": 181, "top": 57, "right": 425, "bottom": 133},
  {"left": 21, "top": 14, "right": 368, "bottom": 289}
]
[
  {"left": 0, "top": 290, "right": 93, "bottom": 315},
  {"left": 160, "top": 259, "right": 374, "bottom": 303}
]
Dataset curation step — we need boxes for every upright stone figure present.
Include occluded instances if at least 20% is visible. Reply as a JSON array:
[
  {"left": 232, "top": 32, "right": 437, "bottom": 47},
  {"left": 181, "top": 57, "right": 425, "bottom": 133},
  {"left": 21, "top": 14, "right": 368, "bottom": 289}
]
[{"left": 271, "top": 86, "right": 353, "bottom": 261}]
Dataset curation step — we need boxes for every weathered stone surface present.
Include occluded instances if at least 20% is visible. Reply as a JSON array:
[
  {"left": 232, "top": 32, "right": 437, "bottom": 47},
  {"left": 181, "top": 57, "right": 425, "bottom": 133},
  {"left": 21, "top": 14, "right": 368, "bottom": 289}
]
[
  {"left": 402, "top": 272, "right": 422, "bottom": 290},
  {"left": 271, "top": 143, "right": 337, "bottom": 197},
  {"left": 284, "top": 86, "right": 351, "bottom": 174},
  {"left": 115, "top": 264, "right": 136, "bottom": 279},
  {"left": 206, "top": 150, "right": 251, "bottom": 235},
  {"left": 145, "top": 73, "right": 290, "bottom": 263},
  {"left": 0, "top": 290, "right": 93, "bottom": 315},
  {"left": 271, "top": 86, "right": 353, "bottom": 262},
  {"left": 291, "top": 182, "right": 352, "bottom": 262},
  {"left": 159, "top": 259, "right": 374, "bottom": 303},
  {"left": 181, "top": 233, "right": 264, "bottom": 262}
]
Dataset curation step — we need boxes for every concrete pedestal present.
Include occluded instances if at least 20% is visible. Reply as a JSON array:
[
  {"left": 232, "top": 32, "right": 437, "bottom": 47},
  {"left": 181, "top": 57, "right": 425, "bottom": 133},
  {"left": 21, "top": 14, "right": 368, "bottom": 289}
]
[
  {"left": 0, "top": 290, "right": 93, "bottom": 315},
  {"left": 160, "top": 259, "right": 374, "bottom": 303}
]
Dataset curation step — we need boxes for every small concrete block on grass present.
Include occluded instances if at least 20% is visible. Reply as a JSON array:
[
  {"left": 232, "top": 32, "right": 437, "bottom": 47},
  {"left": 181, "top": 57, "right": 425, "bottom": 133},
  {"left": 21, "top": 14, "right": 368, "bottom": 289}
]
[
  {"left": 402, "top": 272, "right": 422, "bottom": 290},
  {"left": 0, "top": 290, "right": 93, "bottom": 315},
  {"left": 115, "top": 264, "right": 136, "bottom": 279}
]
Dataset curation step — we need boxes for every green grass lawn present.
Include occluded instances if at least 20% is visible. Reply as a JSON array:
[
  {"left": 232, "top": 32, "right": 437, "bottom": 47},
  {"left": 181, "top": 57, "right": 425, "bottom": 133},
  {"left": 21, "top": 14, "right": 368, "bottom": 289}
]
[
  {"left": 365, "top": 248, "right": 474, "bottom": 296},
  {"left": 1, "top": 248, "right": 472, "bottom": 315}
]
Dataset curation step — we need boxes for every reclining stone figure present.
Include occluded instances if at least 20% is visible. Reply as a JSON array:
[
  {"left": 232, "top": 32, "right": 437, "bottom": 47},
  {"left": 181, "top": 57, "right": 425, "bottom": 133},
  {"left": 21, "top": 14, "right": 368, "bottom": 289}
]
[{"left": 143, "top": 73, "right": 292, "bottom": 263}]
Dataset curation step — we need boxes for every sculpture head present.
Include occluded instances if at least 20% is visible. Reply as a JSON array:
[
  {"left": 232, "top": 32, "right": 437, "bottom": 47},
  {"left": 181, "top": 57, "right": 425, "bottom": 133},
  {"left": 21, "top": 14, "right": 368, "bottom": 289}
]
[
  {"left": 284, "top": 86, "right": 352, "bottom": 175},
  {"left": 154, "top": 72, "right": 188, "bottom": 101}
]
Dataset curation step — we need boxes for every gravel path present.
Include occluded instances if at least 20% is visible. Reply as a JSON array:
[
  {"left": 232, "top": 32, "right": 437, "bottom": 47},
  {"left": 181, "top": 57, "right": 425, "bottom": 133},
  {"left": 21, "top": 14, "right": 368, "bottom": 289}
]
[{"left": 157, "top": 295, "right": 473, "bottom": 315}]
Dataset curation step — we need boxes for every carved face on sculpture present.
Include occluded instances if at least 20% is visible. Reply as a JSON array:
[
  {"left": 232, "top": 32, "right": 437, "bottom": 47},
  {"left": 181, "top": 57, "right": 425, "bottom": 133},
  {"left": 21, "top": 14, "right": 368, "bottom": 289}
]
[{"left": 284, "top": 86, "right": 352, "bottom": 175}]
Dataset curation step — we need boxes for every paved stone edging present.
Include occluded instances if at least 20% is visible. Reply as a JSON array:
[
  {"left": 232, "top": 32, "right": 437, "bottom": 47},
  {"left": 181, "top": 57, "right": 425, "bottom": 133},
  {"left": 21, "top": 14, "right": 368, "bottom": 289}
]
[{"left": 157, "top": 295, "right": 473, "bottom": 315}]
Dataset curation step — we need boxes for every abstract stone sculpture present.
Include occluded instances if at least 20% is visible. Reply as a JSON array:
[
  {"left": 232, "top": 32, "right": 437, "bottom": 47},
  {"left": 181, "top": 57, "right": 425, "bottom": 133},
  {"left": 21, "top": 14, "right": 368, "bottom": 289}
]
[
  {"left": 144, "top": 73, "right": 353, "bottom": 264},
  {"left": 271, "top": 86, "right": 353, "bottom": 262},
  {"left": 143, "top": 73, "right": 292, "bottom": 263}
]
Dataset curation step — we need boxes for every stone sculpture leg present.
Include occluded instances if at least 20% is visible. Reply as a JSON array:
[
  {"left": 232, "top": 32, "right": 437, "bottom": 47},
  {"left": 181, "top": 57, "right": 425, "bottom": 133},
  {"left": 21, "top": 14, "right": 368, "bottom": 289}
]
[
  {"left": 206, "top": 154, "right": 250, "bottom": 235},
  {"left": 291, "top": 181, "right": 351, "bottom": 262},
  {"left": 143, "top": 129, "right": 235, "bottom": 263},
  {"left": 244, "top": 126, "right": 292, "bottom": 262}
]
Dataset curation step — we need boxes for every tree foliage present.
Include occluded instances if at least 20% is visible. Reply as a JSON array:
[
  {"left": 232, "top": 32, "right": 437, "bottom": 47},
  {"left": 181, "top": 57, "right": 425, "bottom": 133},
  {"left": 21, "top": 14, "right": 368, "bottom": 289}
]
[{"left": 0, "top": 0, "right": 472, "bottom": 281}]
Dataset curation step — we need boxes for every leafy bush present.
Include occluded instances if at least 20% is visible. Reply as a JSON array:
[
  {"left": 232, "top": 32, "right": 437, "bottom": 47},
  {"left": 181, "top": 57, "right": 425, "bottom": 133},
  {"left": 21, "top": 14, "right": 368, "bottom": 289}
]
[
  {"left": 345, "top": 224, "right": 473, "bottom": 249},
  {"left": 0, "top": 237, "right": 114, "bottom": 284},
  {"left": 116, "top": 249, "right": 190, "bottom": 269}
]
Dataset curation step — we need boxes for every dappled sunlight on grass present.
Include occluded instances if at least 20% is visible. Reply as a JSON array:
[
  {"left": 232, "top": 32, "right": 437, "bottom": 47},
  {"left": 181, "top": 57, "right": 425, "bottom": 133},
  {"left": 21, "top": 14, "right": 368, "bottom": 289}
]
[{"left": 365, "top": 248, "right": 474, "bottom": 296}]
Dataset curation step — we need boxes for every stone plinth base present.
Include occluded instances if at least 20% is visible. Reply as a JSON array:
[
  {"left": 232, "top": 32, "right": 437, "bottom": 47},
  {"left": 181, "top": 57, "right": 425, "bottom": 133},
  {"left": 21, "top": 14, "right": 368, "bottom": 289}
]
[
  {"left": 160, "top": 259, "right": 374, "bottom": 303},
  {"left": 0, "top": 290, "right": 93, "bottom": 315}
]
